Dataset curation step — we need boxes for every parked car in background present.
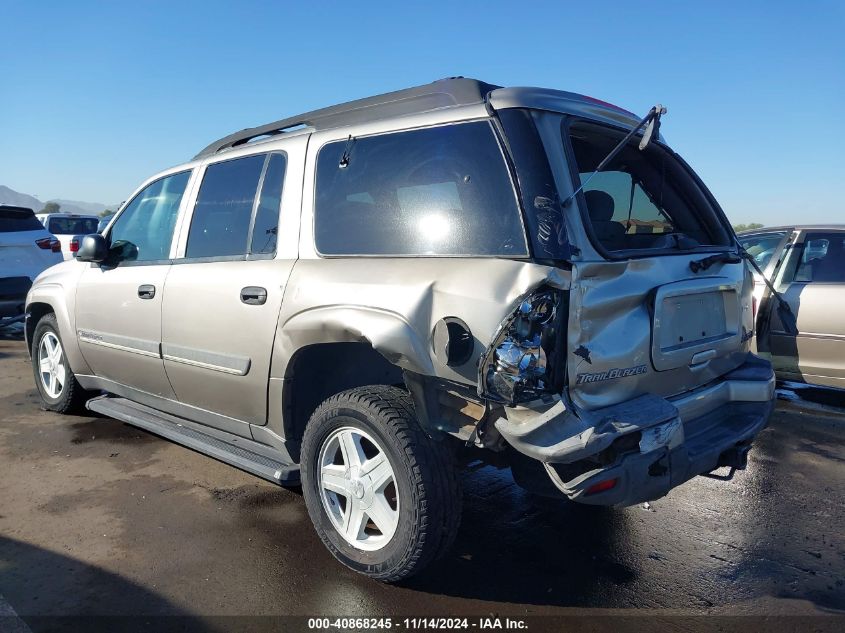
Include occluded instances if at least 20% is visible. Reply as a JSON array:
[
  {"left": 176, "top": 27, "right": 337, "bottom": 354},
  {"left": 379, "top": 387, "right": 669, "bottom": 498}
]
[
  {"left": 97, "top": 213, "right": 115, "bottom": 233},
  {"left": 0, "top": 206, "right": 62, "bottom": 325},
  {"left": 26, "top": 78, "right": 774, "bottom": 581},
  {"left": 36, "top": 213, "right": 99, "bottom": 260},
  {"left": 738, "top": 225, "right": 845, "bottom": 389}
]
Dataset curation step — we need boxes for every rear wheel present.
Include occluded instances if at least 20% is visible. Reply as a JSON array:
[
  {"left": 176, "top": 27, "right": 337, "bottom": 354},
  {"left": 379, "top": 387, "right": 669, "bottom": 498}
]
[
  {"left": 301, "top": 386, "right": 461, "bottom": 582},
  {"left": 31, "top": 313, "right": 91, "bottom": 413}
]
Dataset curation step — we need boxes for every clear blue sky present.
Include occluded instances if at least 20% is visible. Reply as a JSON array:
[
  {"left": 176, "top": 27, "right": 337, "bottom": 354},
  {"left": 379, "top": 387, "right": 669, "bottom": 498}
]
[{"left": 1, "top": 0, "right": 842, "bottom": 225}]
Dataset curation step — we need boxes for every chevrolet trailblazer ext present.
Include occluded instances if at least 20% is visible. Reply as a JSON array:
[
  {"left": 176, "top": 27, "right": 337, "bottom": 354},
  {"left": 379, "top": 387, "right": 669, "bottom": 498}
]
[{"left": 26, "top": 78, "right": 775, "bottom": 581}]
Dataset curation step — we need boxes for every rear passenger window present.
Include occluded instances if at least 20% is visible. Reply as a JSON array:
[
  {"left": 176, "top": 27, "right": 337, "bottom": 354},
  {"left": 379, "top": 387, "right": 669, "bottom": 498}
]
[
  {"left": 250, "top": 153, "right": 286, "bottom": 255},
  {"left": 314, "top": 122, "right": 527, "bottom": 256},
  {"left": 186, "top": 155, "right": 266, "bottom": 259},
  {"left": 186, "top": 153, "right": 286, "bottom": 259}
]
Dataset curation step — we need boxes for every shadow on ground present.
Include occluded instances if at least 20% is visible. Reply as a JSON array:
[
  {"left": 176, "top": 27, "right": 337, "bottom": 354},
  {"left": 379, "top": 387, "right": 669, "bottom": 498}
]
[{"left": 0, "top": 536, "right": 214, "bottom": 632}]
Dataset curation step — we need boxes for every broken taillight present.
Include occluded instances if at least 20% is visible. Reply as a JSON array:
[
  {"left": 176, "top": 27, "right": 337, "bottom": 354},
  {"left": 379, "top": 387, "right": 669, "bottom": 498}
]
[{"left": 478, "top": 289, "right": 561, "bottom": 405}]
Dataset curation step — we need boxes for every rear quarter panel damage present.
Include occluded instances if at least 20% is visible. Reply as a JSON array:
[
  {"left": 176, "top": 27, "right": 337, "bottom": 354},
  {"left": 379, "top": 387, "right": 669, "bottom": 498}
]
[{"left": 272, "top": 258, "right": 570, "bottom": 386}]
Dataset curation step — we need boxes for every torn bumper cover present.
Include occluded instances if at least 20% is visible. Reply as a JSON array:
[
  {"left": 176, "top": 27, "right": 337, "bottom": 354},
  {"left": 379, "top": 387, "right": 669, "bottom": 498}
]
[{"left": 495, "top": 355, "right": 775, "bottom": 506}]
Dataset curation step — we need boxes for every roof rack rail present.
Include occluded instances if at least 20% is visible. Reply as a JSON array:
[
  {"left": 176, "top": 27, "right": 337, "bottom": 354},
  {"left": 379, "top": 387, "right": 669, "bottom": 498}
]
[{"left": 193, "top": 77, "right": 500, "bottom": 160}]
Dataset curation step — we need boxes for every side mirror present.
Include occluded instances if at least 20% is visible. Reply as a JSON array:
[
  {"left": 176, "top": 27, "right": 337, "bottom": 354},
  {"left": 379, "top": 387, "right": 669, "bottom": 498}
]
[{"left": 77, "top": 233, "right": 108, "bottom": 263}]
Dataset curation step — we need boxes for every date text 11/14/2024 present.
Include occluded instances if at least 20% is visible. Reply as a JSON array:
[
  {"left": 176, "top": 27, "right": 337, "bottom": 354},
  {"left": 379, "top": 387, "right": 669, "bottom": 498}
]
[{"left": 307, "top": 617, "right": 528, "bottom": 630}]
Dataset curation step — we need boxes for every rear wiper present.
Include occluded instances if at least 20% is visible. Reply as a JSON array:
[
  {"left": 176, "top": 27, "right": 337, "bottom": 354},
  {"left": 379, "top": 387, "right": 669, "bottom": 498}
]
[{"left": 689, "top": 252, "right": 741, "bottom": 272}]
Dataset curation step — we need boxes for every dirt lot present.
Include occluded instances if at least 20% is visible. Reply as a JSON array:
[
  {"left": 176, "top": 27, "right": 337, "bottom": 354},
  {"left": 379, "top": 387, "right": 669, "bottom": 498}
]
[{"left": 0, "top": 326, "right": 843, "bottom": 631}]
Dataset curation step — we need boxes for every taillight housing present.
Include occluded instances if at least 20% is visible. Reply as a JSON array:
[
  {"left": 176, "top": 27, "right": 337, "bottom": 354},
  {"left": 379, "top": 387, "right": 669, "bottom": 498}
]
[
  {"left": 478, "top": 287, "right": 564, "bottom": 405},
  {"left": 36, "top": 238, "right": 61, "bottom": 253},
  {"left": 70, "top": 238, "right": 80, "bottom": 253}
]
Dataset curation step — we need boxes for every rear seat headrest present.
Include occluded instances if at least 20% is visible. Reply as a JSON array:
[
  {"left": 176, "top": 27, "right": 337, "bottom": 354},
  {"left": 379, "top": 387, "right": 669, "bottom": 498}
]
[{"left": 584, "top": 190, "right": 615, "bottom": 222}]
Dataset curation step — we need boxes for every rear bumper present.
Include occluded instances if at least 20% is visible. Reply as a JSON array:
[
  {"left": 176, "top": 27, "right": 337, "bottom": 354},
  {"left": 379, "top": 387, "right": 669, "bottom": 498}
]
[
  {"left": 497, "top": 354, "right": 775, "bottom": 506},
  {"left": 0, "top": 276, "right": 32, "bottom": 320}
]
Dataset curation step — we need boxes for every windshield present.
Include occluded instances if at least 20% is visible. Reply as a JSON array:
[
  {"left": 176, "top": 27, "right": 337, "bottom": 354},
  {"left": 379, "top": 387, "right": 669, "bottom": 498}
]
[
  {"left": 47, "top": 217, "right": 99, "bottom": 235},
  {"left": 738, "top": 232, "right": 786, "bottom": 270},
  {"left": 566, "top": 121, "right": 731, "bottom": 254}
]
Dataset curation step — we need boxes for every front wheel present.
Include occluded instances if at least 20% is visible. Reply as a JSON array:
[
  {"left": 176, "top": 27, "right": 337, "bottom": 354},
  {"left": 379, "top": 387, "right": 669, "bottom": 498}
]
[
  {"left": 301, "top": 386, "right": 461, "bottom": 582},
  {"left": 31, "top": 313, "right": 91, "bottom": 413}
]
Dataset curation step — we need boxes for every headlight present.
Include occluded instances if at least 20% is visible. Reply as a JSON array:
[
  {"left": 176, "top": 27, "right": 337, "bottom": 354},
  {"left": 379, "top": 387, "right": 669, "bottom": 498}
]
[{"left": 479, "top": 290, "right": 561, "bottom": 405}]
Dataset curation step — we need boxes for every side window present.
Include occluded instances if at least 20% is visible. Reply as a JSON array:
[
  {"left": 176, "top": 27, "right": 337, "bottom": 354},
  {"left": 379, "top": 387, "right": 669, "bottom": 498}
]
[
  {"left": 185, "top": 152, "right": 286, "bottom": 259},
  {"left": 250, "top": 153, "right": 286, "bottom": 255},
  {"left": 786, "top": 233, "right": 845, "bottom": 283},
  {"left": 186, "top": 154, "right": 266, "bottom": 259},
  {"left": 314, "top": 122, "right": 526, "bottom": 256},
  {"left": 108, "top": 170, "right": 191, "bottom": 262},
  {"left": 738, "top": 232, "right": 787, "bottom": 270}
]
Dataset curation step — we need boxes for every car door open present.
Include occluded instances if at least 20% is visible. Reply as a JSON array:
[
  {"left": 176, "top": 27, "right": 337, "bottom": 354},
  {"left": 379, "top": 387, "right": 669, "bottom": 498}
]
[{"left": 768, "top": 230, "right": 845, "bottom": 388}]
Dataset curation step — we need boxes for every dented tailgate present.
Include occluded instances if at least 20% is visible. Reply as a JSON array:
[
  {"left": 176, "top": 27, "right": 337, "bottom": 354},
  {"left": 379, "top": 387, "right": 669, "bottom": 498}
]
[{"left": 567, "top": 255, "right": 754, "bottom": 411}]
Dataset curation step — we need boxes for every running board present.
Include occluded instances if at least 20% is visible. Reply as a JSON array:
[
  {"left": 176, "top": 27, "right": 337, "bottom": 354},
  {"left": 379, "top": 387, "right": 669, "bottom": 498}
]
[{"left": 86, "top": 395, "right": 299, "bottom": 485}]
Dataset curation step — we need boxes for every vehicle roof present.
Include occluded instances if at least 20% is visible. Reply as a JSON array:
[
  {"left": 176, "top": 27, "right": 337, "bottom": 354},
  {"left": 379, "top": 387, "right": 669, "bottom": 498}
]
[
  {"left": 194, "top": 77, "right": 649, "bottom": 160},
  {"left": 0, "top": 205, "right": 36, "bottom": 215},
  {"left": 35, "top": 212, "right": 99, "bottom": 219},
  {"left": 738, "top": 224, "right": 845, "bottom": 235}
]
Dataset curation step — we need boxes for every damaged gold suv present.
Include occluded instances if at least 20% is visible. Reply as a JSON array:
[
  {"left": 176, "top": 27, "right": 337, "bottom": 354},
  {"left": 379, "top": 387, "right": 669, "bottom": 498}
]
[{"left": 26, "top": 78, "right": 775, "bottom": 581}]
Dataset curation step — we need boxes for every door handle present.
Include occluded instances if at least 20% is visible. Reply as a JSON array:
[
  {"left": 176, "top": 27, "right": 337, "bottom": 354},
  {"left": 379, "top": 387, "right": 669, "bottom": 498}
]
[
  {"left": 240, "top": 286, "right": 267, "bottom": 305},
  {"left": 138, "top": 284, "right": 156, "bottom": 300}
]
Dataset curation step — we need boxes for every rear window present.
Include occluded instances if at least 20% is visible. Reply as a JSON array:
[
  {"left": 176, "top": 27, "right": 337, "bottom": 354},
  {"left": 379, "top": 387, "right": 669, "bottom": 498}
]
[
  {"left": 566, "top": 121, "right": 730, "bottom": 254},
  {"left": 47, "top": 217, "right": 99, "bottom": 235},
  {"left": 0, "top": 207, "right": 43, "bottom": 232},
  {"left": 314, "top": 121, "right": 527, "bottom": 256}
]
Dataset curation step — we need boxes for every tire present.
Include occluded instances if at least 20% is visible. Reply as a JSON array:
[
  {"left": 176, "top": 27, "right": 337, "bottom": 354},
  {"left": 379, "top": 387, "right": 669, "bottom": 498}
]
[
  {"left": 31, "top": 312, "right": 91, "bottom": 414},
  {"left": 301, "top": 386, "right": 461, "bottom": 582}
]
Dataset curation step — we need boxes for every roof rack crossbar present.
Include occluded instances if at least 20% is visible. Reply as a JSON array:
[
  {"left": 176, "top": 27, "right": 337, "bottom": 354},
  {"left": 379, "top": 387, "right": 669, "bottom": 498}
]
[{"left": 193, "top": 77, "right": 500, "bottom": 160}]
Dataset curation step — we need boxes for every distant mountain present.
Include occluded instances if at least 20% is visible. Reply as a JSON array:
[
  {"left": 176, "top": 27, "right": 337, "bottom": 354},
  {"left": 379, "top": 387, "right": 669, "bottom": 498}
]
[
  {"left": 0, "top": 185, "right": 116, "bottom": 216},
  {"left": 0, "top": 185, "right": 42, "bottom": 211},
  {"left": 50, "top": 199, "right": 115, "bottom": 215}
]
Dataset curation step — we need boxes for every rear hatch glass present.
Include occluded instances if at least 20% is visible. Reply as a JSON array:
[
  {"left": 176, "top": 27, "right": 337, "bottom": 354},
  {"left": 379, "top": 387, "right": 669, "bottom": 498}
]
[
  {"left": 567, "top": 121, "right": 731, "bottom": 255},
  {"left": 47, "top": 217, "right": 99, "bottom": 235},
  {"left": 0, "top": 207, "right": 44, "bottom": 232}
]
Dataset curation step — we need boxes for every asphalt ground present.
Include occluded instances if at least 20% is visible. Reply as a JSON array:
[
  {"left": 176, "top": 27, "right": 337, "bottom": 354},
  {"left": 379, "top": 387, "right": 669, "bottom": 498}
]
[{"left": 0, "top": 324, "right": 842, "bottom": 632}]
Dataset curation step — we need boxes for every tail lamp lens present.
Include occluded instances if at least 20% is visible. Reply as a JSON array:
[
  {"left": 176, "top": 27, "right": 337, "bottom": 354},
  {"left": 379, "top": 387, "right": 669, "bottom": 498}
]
[
  {"left": 585, "top": 478, "right": 618, "bottom": 496},
  {"left": 36, "top": 238, "right": 61, "bottom": 252}
]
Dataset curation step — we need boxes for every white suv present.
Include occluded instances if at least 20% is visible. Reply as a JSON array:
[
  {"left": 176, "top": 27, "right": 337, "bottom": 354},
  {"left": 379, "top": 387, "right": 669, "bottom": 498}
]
[{"left": 0, "top": 206, "right": 62, "bottom": 325}]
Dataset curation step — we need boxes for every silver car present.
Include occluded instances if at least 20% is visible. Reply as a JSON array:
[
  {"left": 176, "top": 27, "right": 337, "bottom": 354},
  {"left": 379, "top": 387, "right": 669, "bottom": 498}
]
[
  {"left": 739, "top": 225, "right": 845, "bottom": 389},
  {"left": 25, "top": 78, "right": 775, "bottom": 581}
]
